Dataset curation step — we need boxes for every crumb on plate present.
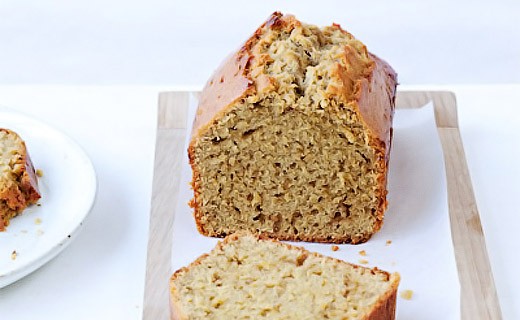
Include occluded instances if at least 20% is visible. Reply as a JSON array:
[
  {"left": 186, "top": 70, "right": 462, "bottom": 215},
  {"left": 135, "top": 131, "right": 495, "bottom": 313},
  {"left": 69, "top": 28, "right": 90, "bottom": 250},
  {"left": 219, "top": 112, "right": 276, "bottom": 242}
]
[
  {"left": 34, "top": 217, "right": 42, "bottom": 225},
  {"left": 36, "top": 169, "right": 43, "bottom": 177},
  {"left": 359, "top": 250, "right": 366, "bottom": 256},
  {"left": 331, "top": 245, "right": 339, "bottom": 252},
  {"left": 358, "top": 259, "right": 369, "bottom": 265},
  {"left": 11, "top": 250, "right": 17, "bottom": 260},
  {"left": 386, "top": 240, "right": 392, "bottom": 246}
]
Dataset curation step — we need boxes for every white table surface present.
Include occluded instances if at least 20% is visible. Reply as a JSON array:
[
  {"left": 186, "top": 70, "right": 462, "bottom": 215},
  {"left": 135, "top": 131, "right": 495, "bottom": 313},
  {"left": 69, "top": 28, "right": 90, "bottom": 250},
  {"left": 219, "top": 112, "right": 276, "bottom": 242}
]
[{"left": 0, "top": 84, "right": 518, "bottom": 319}]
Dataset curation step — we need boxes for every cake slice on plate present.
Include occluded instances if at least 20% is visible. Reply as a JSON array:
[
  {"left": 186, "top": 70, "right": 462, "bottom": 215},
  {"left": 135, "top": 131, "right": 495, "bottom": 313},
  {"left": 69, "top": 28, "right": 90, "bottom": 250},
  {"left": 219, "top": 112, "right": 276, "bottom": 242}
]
[{"left": 0, "top": 128, "right": 41, "bottom": 231}]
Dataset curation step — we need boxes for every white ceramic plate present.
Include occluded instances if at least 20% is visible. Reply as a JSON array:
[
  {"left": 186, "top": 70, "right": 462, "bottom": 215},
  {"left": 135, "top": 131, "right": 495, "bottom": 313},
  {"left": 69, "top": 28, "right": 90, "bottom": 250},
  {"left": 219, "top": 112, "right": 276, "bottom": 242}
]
[{"left": 0, "top": 106, "right": 96, "bottom": 288}]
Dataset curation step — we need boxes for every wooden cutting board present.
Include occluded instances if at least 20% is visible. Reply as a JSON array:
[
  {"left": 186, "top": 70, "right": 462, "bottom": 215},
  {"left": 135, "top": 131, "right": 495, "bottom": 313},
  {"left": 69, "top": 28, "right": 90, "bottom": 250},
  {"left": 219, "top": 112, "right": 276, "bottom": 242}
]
[{"left": 142, "top": 91, "right": 502, "bottom": 320}]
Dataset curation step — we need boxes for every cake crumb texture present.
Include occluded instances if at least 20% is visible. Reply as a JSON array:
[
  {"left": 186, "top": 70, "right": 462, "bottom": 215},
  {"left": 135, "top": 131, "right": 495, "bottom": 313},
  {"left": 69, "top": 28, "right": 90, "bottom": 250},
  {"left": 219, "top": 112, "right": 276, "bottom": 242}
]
[
  {"left": 188, "top": 12, "right": 397, "bottom": 244},
  {"left": 0, "top": 128, "right": 41, "bottom": 231},
  {"left": 170, "top": 233, "right": 400, "bottom": 319}
]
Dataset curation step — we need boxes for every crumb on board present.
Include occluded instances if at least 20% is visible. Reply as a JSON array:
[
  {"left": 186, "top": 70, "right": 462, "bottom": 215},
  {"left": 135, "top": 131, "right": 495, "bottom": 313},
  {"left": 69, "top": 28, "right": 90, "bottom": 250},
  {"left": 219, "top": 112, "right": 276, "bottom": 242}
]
[
  {"left": 400, "top": 290, "right": 414, "bottom": 300},
  {"left": 36, "top": 169, "right": 43, "bottom": 177},
  {"left": 386, "top": 240, "right": 392, "bottom": 246},
  {"left": 331, "top": 245, "right": 339, "bottom": 252},
  {"left": 358, "top": 259, "right": 369, "bottom": 265},
  {"left": 11, "top": 250, "right": 17, "bottom": 260},
  {"left": 359, "top": 250, "right": 367, "bottom": 256},
  {"left": 34, "top": 217, "right": 42, "bottom": 225}
]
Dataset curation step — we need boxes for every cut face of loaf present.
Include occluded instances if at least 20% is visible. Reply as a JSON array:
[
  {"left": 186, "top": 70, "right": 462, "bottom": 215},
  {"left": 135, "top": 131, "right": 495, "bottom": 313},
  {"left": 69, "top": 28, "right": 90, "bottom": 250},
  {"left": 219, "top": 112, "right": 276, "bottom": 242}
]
[
  {"left": 0, "top": 128, "right": 41, "bottom": 231},
  {"left": 189, "top": 12, "right": 397, "bottom": 243},
  {"left": 170, "top": 233, "right": 400, "bottom": 319}
]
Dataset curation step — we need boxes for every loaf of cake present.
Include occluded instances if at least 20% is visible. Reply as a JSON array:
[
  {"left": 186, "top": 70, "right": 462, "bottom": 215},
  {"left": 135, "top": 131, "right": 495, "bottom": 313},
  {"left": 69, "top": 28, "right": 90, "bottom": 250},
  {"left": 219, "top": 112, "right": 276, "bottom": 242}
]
[
  {"left": 170, "top": 233, "right": 400, "bottom": 319},
  {"left": 0, "top": 128, "right": 41, "bottom": 231},
  {"left": 188, "top": 12, "right": 397, "bottom": 243}
]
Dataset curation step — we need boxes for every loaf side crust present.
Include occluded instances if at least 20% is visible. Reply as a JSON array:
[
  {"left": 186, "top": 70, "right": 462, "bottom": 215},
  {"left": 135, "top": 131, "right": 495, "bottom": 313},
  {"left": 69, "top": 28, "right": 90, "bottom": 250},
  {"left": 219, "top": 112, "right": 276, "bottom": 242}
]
[{"left": 364, "top": 273, "right": 400, "bottom": 320}]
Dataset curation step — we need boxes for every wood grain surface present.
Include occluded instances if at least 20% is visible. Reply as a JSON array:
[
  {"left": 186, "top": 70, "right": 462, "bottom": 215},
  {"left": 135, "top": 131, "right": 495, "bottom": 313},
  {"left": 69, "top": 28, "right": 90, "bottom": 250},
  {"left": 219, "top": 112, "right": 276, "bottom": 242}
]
[
  {"left": 143, "top": 91, "right": 502, "bottom": 320},
  {"left": 397, "top": 91, "right": 502, "bottom": 320},
  {"left": 143, "top": 92, "right": 189, "bottom": 320}
]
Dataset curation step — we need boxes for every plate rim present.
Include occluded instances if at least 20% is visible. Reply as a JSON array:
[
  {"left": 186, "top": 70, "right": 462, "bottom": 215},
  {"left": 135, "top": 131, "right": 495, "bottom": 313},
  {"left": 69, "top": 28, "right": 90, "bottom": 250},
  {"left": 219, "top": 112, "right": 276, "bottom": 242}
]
[{"left": 0, "top": 106, "right": 97, "bottom": 288}]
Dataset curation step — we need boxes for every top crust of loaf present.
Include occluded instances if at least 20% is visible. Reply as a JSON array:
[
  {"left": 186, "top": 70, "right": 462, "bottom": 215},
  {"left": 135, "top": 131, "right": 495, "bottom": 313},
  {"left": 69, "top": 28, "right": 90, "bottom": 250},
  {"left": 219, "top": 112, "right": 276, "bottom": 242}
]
[
  {"left": 0, "top": 128, "right": 41, "bottom": 231},
  {"left": 190, "top": 12, "right": 396, "bottom": 151}
]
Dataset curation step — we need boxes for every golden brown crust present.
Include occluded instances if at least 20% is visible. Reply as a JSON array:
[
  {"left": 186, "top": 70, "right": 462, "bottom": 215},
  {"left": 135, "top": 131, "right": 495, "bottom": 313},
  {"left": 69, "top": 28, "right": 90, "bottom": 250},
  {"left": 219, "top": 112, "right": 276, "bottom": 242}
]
[
  {"left": 357, "top": 53, "right": 397, "bottom": 153},
  {"left": 0, "top": 128, "right": 41, "bottom": 231},
  {"left": 364, "top": 273, "right": 400, "bottom": 320},
  {"left": 189, "top": 51, "right": 253, "bottom": 140},
  {"left": 189, "top": 12, "right": 299, "bottom": 141},
  {"left": 189, "top": 12, "right": 397, "bottom": 244},
  {"left": 354, "top": 53, "right": 397, "bottom": 234},
  {"left": 20, "top": 152, "right": 41, "bottom": 204},
  {"left": 188, "top": 14, "right": 289, "bottom": 140}
]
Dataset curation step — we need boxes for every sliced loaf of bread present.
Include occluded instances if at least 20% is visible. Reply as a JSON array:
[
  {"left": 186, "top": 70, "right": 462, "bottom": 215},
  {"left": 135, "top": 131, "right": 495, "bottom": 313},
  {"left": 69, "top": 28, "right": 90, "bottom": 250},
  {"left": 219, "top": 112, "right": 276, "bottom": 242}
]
[
  {"left": 188, "top": 12, "right": 397, "bottom": 243},
  {"left": 170, "top": 233, "right": 400, "bottom": 319}
]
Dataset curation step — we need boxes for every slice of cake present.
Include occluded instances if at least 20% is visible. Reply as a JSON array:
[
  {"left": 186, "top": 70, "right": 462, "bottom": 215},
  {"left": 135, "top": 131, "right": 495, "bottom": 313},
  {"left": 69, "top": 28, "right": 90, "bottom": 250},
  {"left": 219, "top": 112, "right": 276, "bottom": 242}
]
[
  {"left": 0, "top": 128, "right": 41, "bottom": 231},
  {"left": 188, "top": 12, "right": 397, "bottom": 244},
  {"left": 170, "top": 233, "right": 400, "bottom": 319}
]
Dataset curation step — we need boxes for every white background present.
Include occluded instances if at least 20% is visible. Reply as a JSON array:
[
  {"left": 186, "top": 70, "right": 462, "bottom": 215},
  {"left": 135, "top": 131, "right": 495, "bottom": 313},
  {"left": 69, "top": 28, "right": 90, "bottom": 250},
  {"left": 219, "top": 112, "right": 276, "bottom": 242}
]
[{"left": 0, "top": 0, "right": 519, "bottom": 86}]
